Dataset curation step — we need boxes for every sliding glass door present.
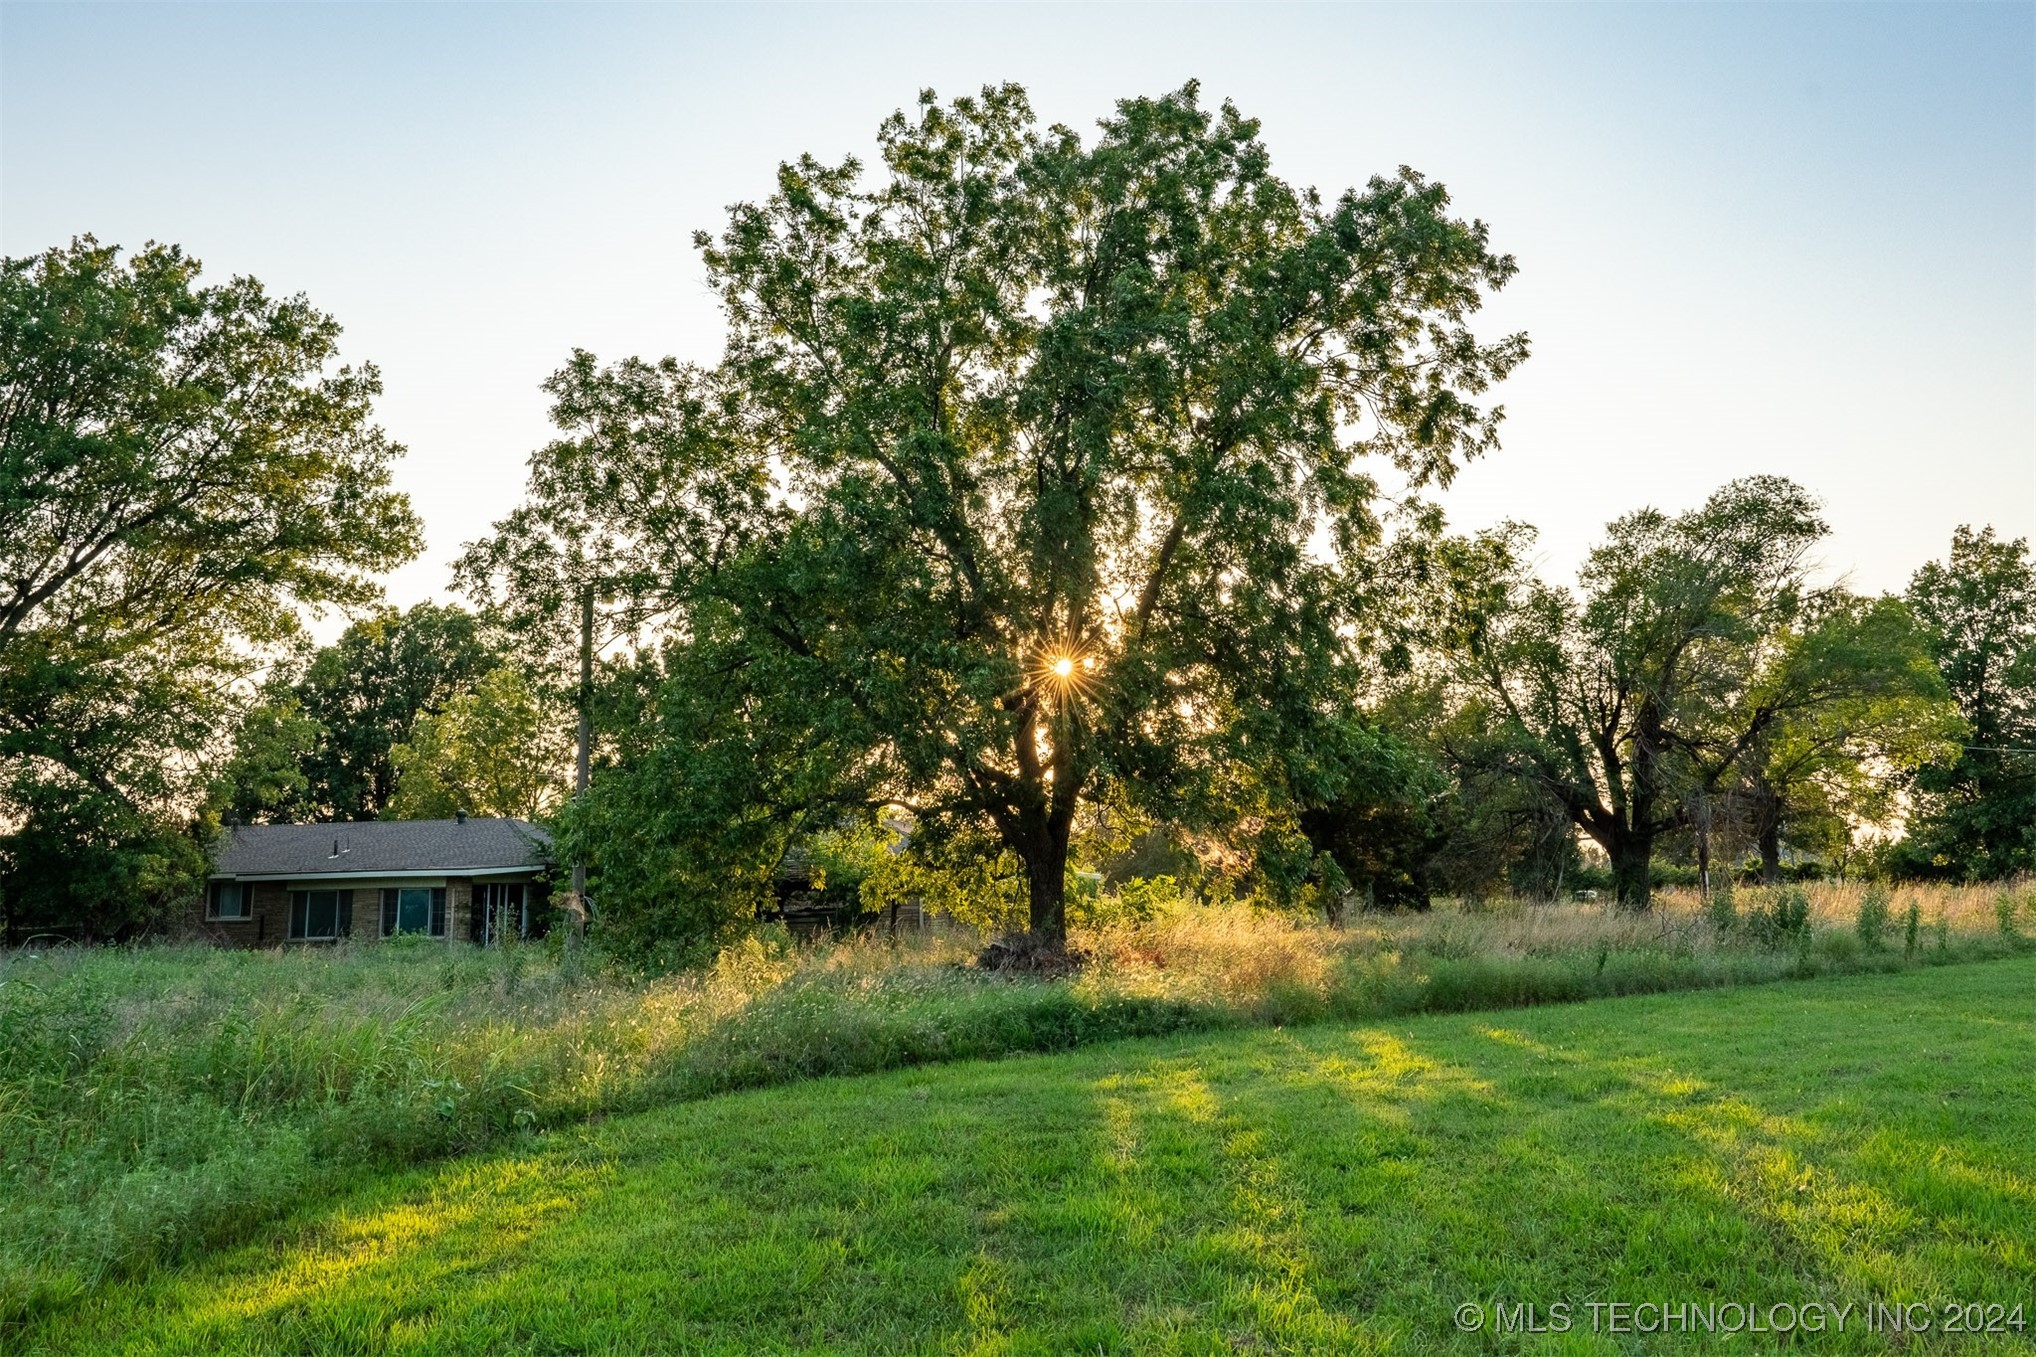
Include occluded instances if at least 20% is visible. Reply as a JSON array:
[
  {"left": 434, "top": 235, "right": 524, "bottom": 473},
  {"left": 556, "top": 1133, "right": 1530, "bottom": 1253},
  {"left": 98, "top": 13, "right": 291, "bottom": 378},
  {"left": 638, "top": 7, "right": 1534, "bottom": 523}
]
[{"left": 479, "top": 882, "right": 528, "bottom": 943}]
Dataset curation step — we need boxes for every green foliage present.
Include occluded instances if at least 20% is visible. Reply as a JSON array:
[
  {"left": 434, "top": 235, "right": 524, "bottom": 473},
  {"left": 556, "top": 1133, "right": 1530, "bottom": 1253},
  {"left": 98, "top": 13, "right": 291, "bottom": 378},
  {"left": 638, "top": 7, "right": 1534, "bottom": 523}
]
[
  {"left": 1743, "top": 593, "right": 1962, "bottom": 878},
  {"left": 1854, "top": 884, "right": 1890, "bottom": 950},
  {"left": 1995, "top": 893, "right": 2023, "bottom": 943},
  {"left": 0, "top": 785, "right": 207, "bottom": 941},
  {"left": 1453, "top": 480, "right": 1952, "bottom": 910},
  {"left": 206, "top": 681, "right": 320, "bottom": 826},
  {"left": 1745, "top": 887, "right": 1813, "bottom": 948},
  {"left": 1777, "top": 887, "right": 1813, "bottom": 939},
  {"left": 1895, "top": 526, "right": 2036, "bottom": 880},
  {"left": 863, "top": 836, "right": 1029, "bottom": 936},
  {"left": 1114, "top": 874, "right": 1189, "bottom": 923},
  {"left": 1904, "top": 898, "right": 1922, "bottom": 957},
  {"left": 1705, "top": 877, "right": 1738, "bottom": 935},
  {"left": 462, "top": 83, "right": 1527, "bottom": 950},
  {"left": 388, "top": 667, "right": 567, "bottom": 822},
  {"left": 1290, "top": 721, "right": 1449, "bottom": 914},
  {"left": 284, "top": 603, "right": 500, "bottom": 821},
  {"left": 799, "top": 820, "right": 891, "bottom": 916},
  {"left": 548, "top": 644, "right": 845, "bottom": 963},
  {"left": 792, "top": 816, "right": 1029, "bottom": 933},
  {"left": 1458, "top": 481, "right": 1826, "bottom": 908},
  {"left": 0, "top": 237, "right": 416, "bottom": 931}
]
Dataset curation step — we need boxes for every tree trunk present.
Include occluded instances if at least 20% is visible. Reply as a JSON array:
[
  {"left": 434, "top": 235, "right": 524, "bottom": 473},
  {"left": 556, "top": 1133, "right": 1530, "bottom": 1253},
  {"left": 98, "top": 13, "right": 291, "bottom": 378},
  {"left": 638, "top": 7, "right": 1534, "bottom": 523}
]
[
  {"left": 1758, "top": 818, "right": 1782, "bottom": 885},
  {"left": 1021, "top": 819, "right": 1071, "bottom": 945},
  {"left": 1609, "top": 831, "right": 1654, "bottom": 911},
  {"left": 1751, "top": 777, "right": 1782, "bottom": 885}
]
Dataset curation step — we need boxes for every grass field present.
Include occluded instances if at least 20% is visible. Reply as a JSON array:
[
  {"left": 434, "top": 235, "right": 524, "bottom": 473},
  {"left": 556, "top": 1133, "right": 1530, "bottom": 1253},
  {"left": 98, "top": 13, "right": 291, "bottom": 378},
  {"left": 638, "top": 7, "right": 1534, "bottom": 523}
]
[
  {"left": 14, "top": 956, "right": 2033, "bottom": 1355},
  {"left": 3, "top": 884, "right": 2029, "bottom": 1330}
]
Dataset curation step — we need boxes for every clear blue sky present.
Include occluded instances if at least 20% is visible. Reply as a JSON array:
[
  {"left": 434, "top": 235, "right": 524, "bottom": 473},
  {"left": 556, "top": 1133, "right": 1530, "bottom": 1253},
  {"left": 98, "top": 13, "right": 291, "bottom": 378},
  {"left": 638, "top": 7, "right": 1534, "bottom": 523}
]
[{"left": 4, "top": 2, "right": 2031, "bottom": 611}]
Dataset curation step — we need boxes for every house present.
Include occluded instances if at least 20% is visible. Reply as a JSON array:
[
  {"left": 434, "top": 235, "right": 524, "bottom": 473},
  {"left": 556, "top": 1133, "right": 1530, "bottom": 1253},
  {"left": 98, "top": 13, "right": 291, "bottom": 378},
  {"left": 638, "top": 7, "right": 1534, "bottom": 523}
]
[{"left": 195, "top": 815, "right": 552, "bottom": 946}]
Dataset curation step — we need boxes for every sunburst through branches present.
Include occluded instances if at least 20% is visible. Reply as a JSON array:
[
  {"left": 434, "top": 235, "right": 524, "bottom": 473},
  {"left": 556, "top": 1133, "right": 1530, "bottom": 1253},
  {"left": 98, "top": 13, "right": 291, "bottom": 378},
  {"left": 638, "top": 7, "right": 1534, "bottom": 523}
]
[{"left": 1029, "top": 641, "right": 1100, "bottom": 716}]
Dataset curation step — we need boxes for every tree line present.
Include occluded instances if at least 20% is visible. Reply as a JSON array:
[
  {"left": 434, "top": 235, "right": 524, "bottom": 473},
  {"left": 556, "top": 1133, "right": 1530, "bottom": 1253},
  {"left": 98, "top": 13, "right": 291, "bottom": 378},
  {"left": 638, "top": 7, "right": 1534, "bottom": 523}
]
[{"left": 3, "top": 84, "right": 2031, "bottom": 951}]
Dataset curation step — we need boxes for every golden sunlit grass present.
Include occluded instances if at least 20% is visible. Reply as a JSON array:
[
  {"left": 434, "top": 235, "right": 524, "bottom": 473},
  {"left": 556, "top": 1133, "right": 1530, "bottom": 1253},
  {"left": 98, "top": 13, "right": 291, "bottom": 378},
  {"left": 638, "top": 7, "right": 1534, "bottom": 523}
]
[
  {"left": 19, "top": 959, "right": 2034, "bottom": 1354},
  {"left": 2, "top": 879, "right": 2030, "bottom": 1329}
]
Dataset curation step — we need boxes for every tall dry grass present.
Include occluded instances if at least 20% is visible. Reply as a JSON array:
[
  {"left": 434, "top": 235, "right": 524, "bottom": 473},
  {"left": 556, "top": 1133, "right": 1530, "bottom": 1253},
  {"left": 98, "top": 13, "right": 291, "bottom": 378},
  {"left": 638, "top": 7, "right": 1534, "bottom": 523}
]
[{"left": 2, "top": 878, "right": 2029, "bottom": 1327}]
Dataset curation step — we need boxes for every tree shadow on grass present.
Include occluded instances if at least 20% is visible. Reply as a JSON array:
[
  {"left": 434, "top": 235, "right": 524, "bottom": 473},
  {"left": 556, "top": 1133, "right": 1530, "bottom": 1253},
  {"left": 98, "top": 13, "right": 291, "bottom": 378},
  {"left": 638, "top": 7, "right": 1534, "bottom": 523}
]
[{"left": 23, "top": 966, "right": 2036, "bottom": 1355}]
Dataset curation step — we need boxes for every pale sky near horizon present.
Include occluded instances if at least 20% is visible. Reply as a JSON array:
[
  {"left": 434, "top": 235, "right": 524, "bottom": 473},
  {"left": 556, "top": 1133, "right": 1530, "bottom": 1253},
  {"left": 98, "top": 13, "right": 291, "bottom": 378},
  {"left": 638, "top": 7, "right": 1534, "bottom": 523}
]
[{"left": 4, "top": 2, "right": 2032, "bottom": 619}]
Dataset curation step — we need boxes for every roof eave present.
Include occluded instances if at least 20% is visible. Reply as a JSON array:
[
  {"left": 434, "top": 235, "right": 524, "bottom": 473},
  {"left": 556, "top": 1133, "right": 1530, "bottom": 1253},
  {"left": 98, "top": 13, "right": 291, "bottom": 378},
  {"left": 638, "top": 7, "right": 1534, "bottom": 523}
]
[{"left": 207, "top": 864, "right": 548, "bottom": 882}]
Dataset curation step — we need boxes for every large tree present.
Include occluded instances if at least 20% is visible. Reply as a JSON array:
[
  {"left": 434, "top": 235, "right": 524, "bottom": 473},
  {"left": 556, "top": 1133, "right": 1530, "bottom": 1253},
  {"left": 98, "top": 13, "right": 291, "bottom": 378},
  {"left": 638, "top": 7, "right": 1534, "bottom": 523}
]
[
  {"left": 1895, "top": 526, "right": 2036, "bottom": 879},
  {"left": 1730, "top": 592, "right": 1959, "bottom": 882},
  {"left": 388, "top": 666, "right": 569, "bottom": 822},
  {"left": 459, "top": 83, "right": 1528, "bottom": 947},
  {"left": 1461, "top": 477, "right": 1942, "bottom": 908},
  {"left": 288, "top": 602, "right": 499, "bottom": 820},
  {"left": 0, "top": 238, "right": 416, "bottom": 934}
]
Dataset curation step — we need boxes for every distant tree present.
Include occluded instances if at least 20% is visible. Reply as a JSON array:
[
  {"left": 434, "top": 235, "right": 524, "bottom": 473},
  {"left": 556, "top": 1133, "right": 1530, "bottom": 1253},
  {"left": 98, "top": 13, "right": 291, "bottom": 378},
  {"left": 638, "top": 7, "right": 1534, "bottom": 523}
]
[
  {"left": 207, "top": 676, "right": 322, "bottom": 826},
  {"left": 467, "top": 84, "right": 1527, "bottom": 949},
  {"left": 388, "top": 666, "right": 568, "bottom": 822},
  {"left": 1289, "top": 721, "right": 1449, "bottom": 914},
  {"left": 1894, "top": 526, "right": 2036, "bottom": 879},
  {"left": 0, "top": 237, "right": 416, "bottom": 933},
  {"left": 289, "top": 603, "right": 499, "bottom": 820},
  {"left": 1730, "top": 593, "right": 1960, "bottom": 882},
  {"left": 1426, "top": 708, "right": 1586, "bottom": 902},
  {"left": 1463, "top": 478, "right": 1881, "bottom": 908}
]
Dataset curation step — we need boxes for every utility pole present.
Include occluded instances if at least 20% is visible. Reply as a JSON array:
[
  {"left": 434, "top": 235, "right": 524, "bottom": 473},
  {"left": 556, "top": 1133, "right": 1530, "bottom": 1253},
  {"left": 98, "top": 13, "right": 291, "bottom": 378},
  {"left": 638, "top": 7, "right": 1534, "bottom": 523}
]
[{"left": 568, "top": 580, "right": 594, "bottom": 937}]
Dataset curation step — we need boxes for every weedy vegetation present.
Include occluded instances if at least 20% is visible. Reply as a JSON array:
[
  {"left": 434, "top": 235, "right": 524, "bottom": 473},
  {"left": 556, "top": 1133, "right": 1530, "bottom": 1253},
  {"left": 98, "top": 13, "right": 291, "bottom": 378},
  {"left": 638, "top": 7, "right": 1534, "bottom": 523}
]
[
  {"left": 13, "top": 956, "right": 2035, "bottom": 1355},
  {"left": 0, "top": 880, "right": 2027, "bottom": 1328}
]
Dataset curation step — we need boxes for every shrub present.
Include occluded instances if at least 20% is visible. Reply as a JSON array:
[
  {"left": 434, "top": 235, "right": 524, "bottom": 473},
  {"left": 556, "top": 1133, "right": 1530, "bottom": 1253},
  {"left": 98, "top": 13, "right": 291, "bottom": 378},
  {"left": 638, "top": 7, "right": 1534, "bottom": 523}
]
[
  {"left": 1704, "top": 879, "right": 1737, "bottom": 935},
  {"left": 1777, "top": 887, "right": 1811, "bottom": 937},
  {"left": 1904, "top": 899, "right": 1921, "bottom": 958},
  {"left": 1817, "top": 928, "right": 1861, "bottom": 965},
  {"left": 1854, "top": 886, "right": 1890, "bottom": 951},
  {"left": 1099, "top": 874, "right": 1187, "bottom": 927},
  {"left": 1996, "top": 894, "right": 2023, "bottom": 944},
  {"left": 1746, "top": 887, "right": 1811, "bottom": 948}
]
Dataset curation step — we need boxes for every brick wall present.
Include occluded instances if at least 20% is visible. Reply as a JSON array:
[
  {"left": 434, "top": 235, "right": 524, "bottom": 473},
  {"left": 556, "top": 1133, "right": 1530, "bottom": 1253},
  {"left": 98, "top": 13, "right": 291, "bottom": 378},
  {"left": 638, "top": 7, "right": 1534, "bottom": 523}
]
[
  {"left": 187, "top": 877, "right": 543, "bottom": 947},
  {"left": 186, "top": 880, "right": 291, "bottom": 949}
]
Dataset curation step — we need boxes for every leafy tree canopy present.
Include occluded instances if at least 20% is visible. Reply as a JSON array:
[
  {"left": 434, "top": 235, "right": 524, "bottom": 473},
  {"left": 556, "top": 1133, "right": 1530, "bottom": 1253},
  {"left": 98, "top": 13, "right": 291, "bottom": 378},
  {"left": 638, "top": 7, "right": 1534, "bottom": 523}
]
[
  {"left": 464, "top": 83, "right": 1529, "bottom": 947},
  {"left": 1457, "top": 477, "right": 1949, "bottom": 907},
  {"left": 1895, "top": 526, "right": 2036, "bottom": 879},
  {"left": 0, "top": 237, "right": 416, "bottom": 933},
  {"left": 1735, "top": 592, "right": 1960, "bottom": 880},
  {"left": 389, "top": 666, "right": 569, "bottom": 822},
  {"left": 287, "top": 603, "right": 500, "bottom": 821}
]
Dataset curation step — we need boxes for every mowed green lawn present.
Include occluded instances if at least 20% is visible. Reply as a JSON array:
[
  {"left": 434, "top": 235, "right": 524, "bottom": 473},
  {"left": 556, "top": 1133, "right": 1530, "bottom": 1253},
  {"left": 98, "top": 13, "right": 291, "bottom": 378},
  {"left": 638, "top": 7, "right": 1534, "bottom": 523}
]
[{"left": 20, "top": 960, "right": 2035, "bottom": 1356}]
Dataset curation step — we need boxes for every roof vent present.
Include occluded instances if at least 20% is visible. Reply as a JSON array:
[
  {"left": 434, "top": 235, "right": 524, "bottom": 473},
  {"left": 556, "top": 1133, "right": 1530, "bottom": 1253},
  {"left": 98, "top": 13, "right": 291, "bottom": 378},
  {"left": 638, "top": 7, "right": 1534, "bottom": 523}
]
[{"left": 456, "top": 810, "right": 467, "bottom": 825}]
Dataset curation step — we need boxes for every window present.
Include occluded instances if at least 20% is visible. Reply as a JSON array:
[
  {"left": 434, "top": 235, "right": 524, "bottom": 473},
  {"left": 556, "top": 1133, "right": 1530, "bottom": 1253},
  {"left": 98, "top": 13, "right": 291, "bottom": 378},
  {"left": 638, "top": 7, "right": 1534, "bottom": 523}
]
[
  {"left": 288, "top": 889, "right": 351, "bottom": 941},
  {"left": 208, "top": 880, "right": 251, "bottom": 921},
  {"left": 380, "top": 886, "right": 447, "bottom": 937}
]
